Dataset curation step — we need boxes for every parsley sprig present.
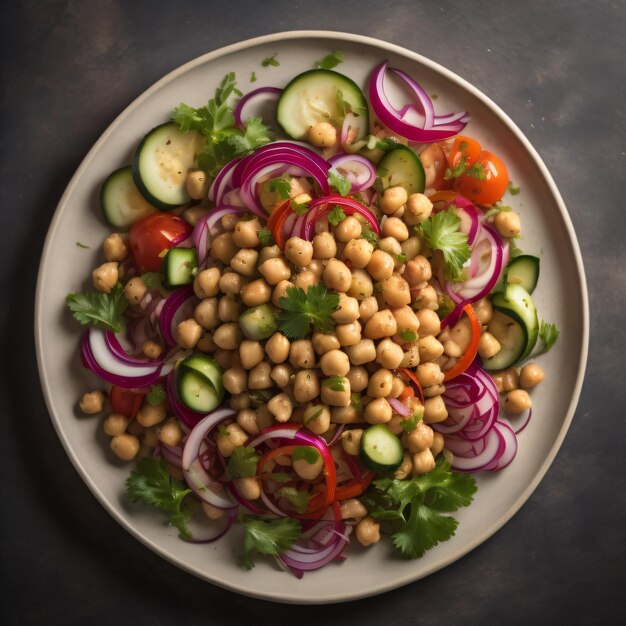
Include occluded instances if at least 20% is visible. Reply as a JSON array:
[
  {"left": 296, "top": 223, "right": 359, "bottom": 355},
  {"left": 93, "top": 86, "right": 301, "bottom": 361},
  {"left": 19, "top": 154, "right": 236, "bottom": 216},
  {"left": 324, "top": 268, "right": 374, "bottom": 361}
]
[
  {"left": 239, "top": 514, "right": 301, "bottom": 569},
  {"left": 328, "top": 171, "right": 351, "bottom": 196},
  {"left": 315, "top": 50, "right": 344, "bottom": 70},
  {"left": 66, "top": 283, "right": 128, "bottom": 333},
  {"left": 225, "top": 446, "right": 259, "bottom": 480},
  {"left": 277, "top": 284, "right": 340, "bottom": 339},
  {"left": 537, "top": 320, "right": 560, "bottom": 355}
]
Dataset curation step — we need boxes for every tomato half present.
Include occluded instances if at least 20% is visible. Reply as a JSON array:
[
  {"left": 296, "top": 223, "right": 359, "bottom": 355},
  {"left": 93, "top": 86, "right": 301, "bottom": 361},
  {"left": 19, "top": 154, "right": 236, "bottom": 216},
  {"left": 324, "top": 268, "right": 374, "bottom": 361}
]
[
  {"left": 109, "top": 386, "right": 145, "bottom": 418},
  {"left": 453, "top": 150, "right": 509, "bottom": 206},
  {"left": 447, "top": 136, "right": 482, "bottom": 170},
  {"left": 128, "top": 212, "right": 192, "bottom": 272}
]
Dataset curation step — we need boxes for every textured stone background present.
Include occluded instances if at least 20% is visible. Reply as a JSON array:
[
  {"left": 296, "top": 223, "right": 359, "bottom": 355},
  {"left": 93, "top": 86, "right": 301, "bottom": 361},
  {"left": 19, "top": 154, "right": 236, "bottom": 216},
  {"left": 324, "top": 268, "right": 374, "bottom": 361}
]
[{"left": 1, "top": 0, "right": 624, "bottom": 624}]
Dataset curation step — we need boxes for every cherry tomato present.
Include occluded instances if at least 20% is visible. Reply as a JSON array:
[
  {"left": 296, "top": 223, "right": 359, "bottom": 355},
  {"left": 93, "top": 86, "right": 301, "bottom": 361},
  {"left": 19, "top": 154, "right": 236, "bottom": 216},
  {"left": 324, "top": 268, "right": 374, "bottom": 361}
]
[
  {"left": 109, "top": 386, "right": 145, "bottom": 418},
  {"left": 419, "top": 142, "right": 450, "bottom": 190},
  {"left": 453, "top": 150, "right": 509, "bottom": 205},
  {"left": 447, "top": 136, "right": 482, "bottom": 170},
  {"left": 128, "top": 213, "right": 192, "bottom": 272}
]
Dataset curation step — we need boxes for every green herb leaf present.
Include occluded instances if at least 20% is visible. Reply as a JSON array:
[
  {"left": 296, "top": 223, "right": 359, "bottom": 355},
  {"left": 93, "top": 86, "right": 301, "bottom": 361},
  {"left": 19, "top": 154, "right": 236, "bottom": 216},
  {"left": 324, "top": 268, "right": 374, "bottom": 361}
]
[
  {"left": 350, "top": 393, "right": 363, "bottom": 411},
  {"left": 66, "top": 283, "right": 128, "bottom": 333},
  {"left": 277, "top": 487, "right": 311, "bottom": 514},
  {"left": 146, "top": 384, "right": 166, "bottom": 406},
  {"left": 76, "top": 241, "right": 90, "bottom": 249},
  {"left": 303, "top": 407, "right": 323, "bottom": 425},
  {"left": 466, "top": 162, "right": 487, "bottom": 181},
  {"left": 322, "top": 376, "right": 346, "bottom": 392},
  {"left": 328, "top": 205, "right": 347, "bottom": 226},
  {"left": 258, "top": 228, "right": 275, "bottom": 247},
  {"left": 261, "top": 54, "right": 279, "bottom": 67},
  {"left": 508, "top": 238, "right": 524, "bottom": 259},
  {"left": 290, "top": 197, "right": 310, "bottom": 216},
  {"left": 360, "top": 228, "right": 379, "bottom": 247},
  {"left": 225, "top": 446, "right": 260, "bottom": 480},
  {"left": 537, "top": 320, "right": 560, "bottom": 354},
  {"left": 239, "top": 515, "right": 300, "bottom": 569},
  {"left": 417, "top": 207, "right": 471, "bottom": 281},
  {"left": 277, "top": 284, "right": 339, "bottom": 339},
  {"left": 126, "top": 458, "right": 192, "bottom": 540},
  {"left": 328, "top": 170, "right": 352, "bottom": 196},
  {"left": 267, "top": 177, "right": 292, "bottom": 199},
  {"left": 265, "top": 472, "right": 293, "bottom": 483},
  {"left": 397, "top": 329, "right": 417, "bottom": 343},
  {"left": 292, "top": 446, "right": 321, "bottom": 464},
  {"left": 250, "top": 71, "right": 257, "bottom": 83},
  {"left": 315, "top": 50, "right": 344, "bottom": 70},
  {"left": 508, "top": 182, "right": 521, "bottom": 195},
  {"left": 401, "top": 407, "right": 424, "bottom": 433}
]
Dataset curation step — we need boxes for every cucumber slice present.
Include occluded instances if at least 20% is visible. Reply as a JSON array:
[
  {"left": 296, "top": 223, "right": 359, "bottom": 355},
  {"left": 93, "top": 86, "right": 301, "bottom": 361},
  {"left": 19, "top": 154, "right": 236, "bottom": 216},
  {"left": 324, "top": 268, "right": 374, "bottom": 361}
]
[
  {"left": 377, "top": 145, "right": 425, "bottom": 195},
  {"left": 161, "top": 247, "right": 198, "bottom": 288},
  {"left": 132, "top": 122, "right": 203, "bottom": 211},
  {"left": 176, "top": 369, "right": 222, "bottom": 413},
  {"left": 277, "top": 69, "right": 369, "bottom": 141},
  {"left": 505, "top": 255, "right": 540, "bottom": 294},
  {"left": 239, "top": 304, "right": 277, "bottom": 340},
  {"left": 482, "top": 284, "right": 538, "bottom": 371},
  {"left": 359, "top": 424, "right": 404, "bottom": 472},
  {"left": 180, "top": 354, "right": 224, "bottom": 398},
  {"left": 101, "top": 166, "right": 157, "bottom": 229}
]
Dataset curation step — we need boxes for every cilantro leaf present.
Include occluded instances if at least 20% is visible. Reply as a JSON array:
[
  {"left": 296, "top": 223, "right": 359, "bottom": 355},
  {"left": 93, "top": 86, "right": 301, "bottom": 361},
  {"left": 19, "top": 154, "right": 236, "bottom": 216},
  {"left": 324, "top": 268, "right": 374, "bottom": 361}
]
[
  {"left": 290, "top": 197, "right": 310, "bottom": 216},
  {"left": 225, "top": 446, "right": 260, "bottom": 480},
  {"left": 258, "top": 228, "right": 275, "bottom": 247},
  {"left": 277, "top": 487, "right": 311, "bottom": 513},
  {"left": 225, "top": 116, "right": 271, "bottom": 155},
  {"left": 266, "top": 177, "right": 292, "bottom": 199},
  {"left": 261, "top": 54, "right": 279, "bottom": 67},
  {"left": 277, "top": 285, "right": 339, "bottom": 339},
  {"left": 508, "top": 181, "right": 521, "bottom": 195},
  {"left": 250, "top": 71, "right": 257, "bottom": 83},
  {"left": 401, "top": 410, "right": 423, "bottom": 432},
  {"left": 146, "top": 384, "right": 166, "bottom": 406},
  {"left": 398, "top": 329, "right": 417, "bottom": 343},
  {"left": 466, "top": 162, "right": 487, "bottom": 180},
  {"left": 126, "top": 458, "right": 192, "bottom": 540},
  {"left": 360, "top": 228, "right": 379, "bottom": 247},
  {"left": 315, "top": 50, "right": 344, "bottom": 70},
  {"left": 76, "top": 241, "right": 90, "bottom": 249},
  {"left": 322, "top": 376, "right": 346, "bottom": 392},
  {"left": 418, "top": 207, "right": 471, "bottom": 281},
  {"left": 328, "top": 205, "right": 347, "bottom": 226},
  {"left": 328, "top": 170, "right": 352, "bottom": 196},
  {"left": 239, "top": 515, "right": 300, "bottom": 569},
  {"left": 537, "top": 320, "right": 560, "bottom": 354},
  {"left": 66, "top": 283, "right": 128, "bottom": 333}
]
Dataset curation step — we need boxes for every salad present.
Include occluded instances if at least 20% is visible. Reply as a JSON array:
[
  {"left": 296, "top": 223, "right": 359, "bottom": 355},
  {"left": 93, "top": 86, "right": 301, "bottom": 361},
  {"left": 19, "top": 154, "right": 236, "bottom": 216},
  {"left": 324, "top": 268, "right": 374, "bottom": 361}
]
[{"left": 66, "top": 52, "right": 559, "bottom": 576}]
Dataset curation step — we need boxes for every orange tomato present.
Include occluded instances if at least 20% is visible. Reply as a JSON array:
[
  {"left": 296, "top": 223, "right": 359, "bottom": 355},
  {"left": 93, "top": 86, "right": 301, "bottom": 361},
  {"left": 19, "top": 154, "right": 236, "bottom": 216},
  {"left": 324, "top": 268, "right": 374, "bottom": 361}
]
[
  {"left": 453, "top": 150, "right": 509, "bottom": 205},
  {"left": 447, "top": 136, "right": 482, "bottom": 170}
]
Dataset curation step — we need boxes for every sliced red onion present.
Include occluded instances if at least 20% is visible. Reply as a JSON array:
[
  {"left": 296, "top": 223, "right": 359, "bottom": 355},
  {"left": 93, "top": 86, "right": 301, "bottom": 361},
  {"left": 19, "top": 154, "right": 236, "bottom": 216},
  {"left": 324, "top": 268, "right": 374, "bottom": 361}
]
[
  {"left": 500, "top": 407, "right": 533, "bottom": 435},
  {"left": 233, "top": 86, "right": 282, "bottom": 128},
  {"left": 184, "top": 507, "right": 237, "bottom": 544},
  {"left": 387, "top": 397, "right": 411, "bottom": 417},
  {"left": 182, "top": 408, "right": 237, "bottom": 509},
  {"left": 303, "top": 195, "right": 380, "bottom": 241},
  {"left": 192, "top": 205, "right": 251, "bottom": 263},
  {"left": 446, "top": 427, "right": 505, "bottom": 472},
  {"left": 491, "top": 420, "right": 518, "bottom": 470},
  {"left": 328, "top": 153, "right": 377, "bottom": 193},
  {"left": 208, "top": 157, "right": 241, "bottom": 204},
  {"left": 158, "top": 286, "right": 198, "bottom": 347},
  {"left": 228, "top": 479, "right": 265, "bottom": 515}
]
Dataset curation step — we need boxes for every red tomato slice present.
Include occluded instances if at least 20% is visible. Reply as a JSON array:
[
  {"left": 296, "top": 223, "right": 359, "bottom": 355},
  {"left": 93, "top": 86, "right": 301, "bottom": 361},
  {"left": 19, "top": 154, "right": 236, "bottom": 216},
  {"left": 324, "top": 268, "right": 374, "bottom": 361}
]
[
  {"left": 109, "top": 386, "right": 145, "bottom": 418},
  {"left": 453, "top": 150, "right": 509, "bottom": 205},
  {"left": 128, "top": 213, "right": 191, "bottom": 272}
]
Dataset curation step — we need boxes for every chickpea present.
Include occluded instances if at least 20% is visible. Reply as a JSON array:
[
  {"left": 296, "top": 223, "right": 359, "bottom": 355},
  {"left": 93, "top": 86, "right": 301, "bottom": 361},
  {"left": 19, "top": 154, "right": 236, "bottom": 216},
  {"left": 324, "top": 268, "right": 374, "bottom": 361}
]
[
  {"left": 230, "top": 248, "right": 259, "bottom": 277},
  {"left": 367, "top": 369, "right": 394, "bottom": 398},
  {"left": 306, "top": 259, "right": 325, "bottom": 280},
  {"left": 338, "top": 498, "right": 367, "bottom": 521},
  {"left": 236, "top": 409, "right": 259, "bottom": 435},
  {"left": 136, "top": 402, "right": 167, "bottom": 428},
  {"left": 293, "top": 447, "right": 325, "bottom": 479},
  {"left": 320, "top": 349, "right": 350, "bottom": 377},
  {"left": 213, "top": 348, "right": 238, "bottom": 370},
  {"left": 406, "top": 422, "right": 434, "bottom": 453},
  {"left": 216, "top": 423, "right": 249, "bottom": 457},
  {"left": 270, "top": 364, "right": 294, "bottom": 389},
  {"left": 400, "top": 343, "right": 420, "bottom": 368},
  {"left": 103, "top": 233, "right": 128, "bottom": 262},
  {"left": 311, "top": 332, "right": 340, "bottom": 356},
  {"left": 272, "top": 279, "right": 295, "bottom": 307},
  {"left": 312, "top": 232, "right": 337, "bottom": 260},
  {"left": 331, "top": 293, "right": 360, "bottom": 324},
  {"left": 380, "top": 186, "right": 408, "bottom": 215},
  {"left": 216, "top": 295, "right": 240, "bottom": 323},
  {"left": 367, "top": 249, "right": 395, "bottom": 281},
  {"left": 364, "top": 397, "right": 392, "bottom": 424},
  {"left": 212, "top": 322, "right": 242, "bottom": 350},
  {"left": 321, "top": 377, "right": 351, "bottom": 407},
  {"left": 519, "top": 363, "right": 545, "bottom": 389},
  {"left": 285, "top": 237, "right": 314, "bottom": 267},
  {"left": 474, "top": 297, "right": 494, "bottom": 324},
  {"left": 223, "top": 367, "right": 247, "bottom": 395},
  {"left": 202, "top": 502, "right": 226, "bottom": 520},
  {"left": 333, "top": 216, "right": 362, "bottom": 242},
  {"left": 258, "top": 245, "right": 281, "bottom": 265},
  {"left": 264, "top": 332, "right": 290, "bottom": 364},
  {"left": 431, "top": 431, "right": 445, "bottom": 457},
  {"left": 237, "top": 340, "right": 263, "bottom": 370},
  {"left": 355, "top": 516, "right": 381, "bottom": 546},
  {"left": 233, "top": 477, "right": 260, "bottom": 500},
  {"left": 303, "top": 404, "right": 331, "bottom": 435},
  {"left": 418, "top": 336, "right": 444, "bottom": 362},
  {"left": 381, "top": 216, "right": 409, "bottom": 242},
  {"left": 503, "top": 389, "right": 532, "bottom": 414},
  {"left": 336, "top": 320, "right": 362, "bottom": 347},
  {"left": 358, "top": 296, "right": 378, "bottom": 323},
  {"left": 412, "top": 448, "right": 436, "bottom": 475},
  {"left": 342, "top": 238, "right": 374, "bottom": 269},
  {"left": 142, "top": 426, "right": 160, "bottom": 448},
  {"left": 392, "top": 305, "right": 420, "bottom": 335},
  {"left": 92, "top": 262, "right": 118, "bottom": 293},
  {"left": 193, "top": 267, "right": 220, "bottom": 299},
  {"left": 323, "top": 258, "right": 352, "bottom": 292},
  {"left": 376, "top": 338, "right": 404, "bottom": 369},
  {"left": 256, "top": 405, "right": 275, "bottom": 431},
  {"left": 123, "top": 277, "right": 146, "bottom": 306},
  {"left": 142, "top": 339, "right": 163, "bottom": 359},
  {"left": 347, "top": 366, "right": 369, "bottom": 392},
  {"left": 267, "top": 393, "right": 293, "bottom": 423},
  {"left": 401, "top": 235, "right": 422, "bottom": 261},
  {"left": 423, "top": 395, "right": 448, "bottom": 424},
  {"left": 103, "top": 412, "right": 130, "bottom": 438},
  {"left": 79, "top": 390, "right": 105, "bottom": 414},
  {"left": 233, "top": 218, "right": 262, "bottom": 247},
  {"left": 423, "top": 383, "right": 445, "bottom": 398},
  {"left": 184, "top": 170, "right": 208, "bottom": 200},
  {"left": 478, "top": 331, "right": 501, "bottom": 359},
  {"left": 158, "top": 418, "right": 183, "bottom": 447},
  {"left": 494, "top": 211, "right": 522, "bottom": 238},
  {"left": 405, "top": 193, "right": 433, "bottom": 224},
  {"left": 110, "top": 433, "right": 140, "bottom": 461},
  {"left": 210, "top": 232, "right": 238, "bottom": 264},
  {"left": 294, "top": 370, "right": 320, "bottom": 403},
  {"left": 443, "top": 340, "right": 462, "bottom": 358},
  {"left": 416, "top": 309, "right": 441, "bottom": 338},
  {"left": 341, "top": 429, "right": 363, "bottom": 455},
  {"left": 219, "top": 271, "right": 248, "bottom": 295},
  {"left": 492, "top": 368, "right": 519, "bottom": 393},
  {"left": 293, "top": 270, "right": 317, "bottom": 292},
  {"left": 194, "top": 298, "right": 219, "bottom": 330},
  {"left": 230, "top": 393, "right": 251, "bottom": 411},
  {"left": 256, "top": 257, "right": 289, "bottom": 287},
  {"left": 248, "top": 361, "right": 272, "bottom": 389},
  {"left": 183, "top": 205, "right": 208, "bottom": 227},
  {"left": 177, "top": 318, "right": 203, "bottom": 349},
  {"left": 389, "top": 376, "right": 405, "bottom": 398},
  {"left": 449, "top": 316, "right": 472, "bottom": 353},
  {"left": 241, "top": 279, "right": 271, "bottom": 307},
  {"left": 308, "top": 121, "right": 337, "bottom": 148},
  {"left": 403, "top": 256, "right": 432, "bottom": 288},
  {"left": 347, "top": 268, "right": 374, "bottom": 300},
  {"left": 413, "top": 285, "right": 438, "bottom": 310},
  {"left": 331, "top": 405, "right": 360, "bottom": 424},
  {"left": 380, "top": 274, "right": 411, "bottom": 307},
  {"left": 345, "top": 338, "right": 376, "bottom": 366},
  {"left": 364, "top": 310, "right": 398, "bottom": 340},
  {"left": 416, "top": 362, "right": 444, "bottom": 388},
  {"left": 394, "top": 453, "right": 412, "bottom": 479},
  {"left": 289, "top": 340, "right": 315, "bottom": 369}
]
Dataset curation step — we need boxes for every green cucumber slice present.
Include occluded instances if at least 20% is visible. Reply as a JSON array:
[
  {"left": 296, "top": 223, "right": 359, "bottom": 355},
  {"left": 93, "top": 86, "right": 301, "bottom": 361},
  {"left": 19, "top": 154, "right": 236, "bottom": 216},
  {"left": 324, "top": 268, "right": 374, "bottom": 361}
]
[
  {"left": 359, "top": 424, "right": 404, "bottom": 472},
  {"left": 505, "top": 254, "right": 540, "bottom": 294},
  {"left": 161, "top": 247, "right": 198, "bottom": 288},
  {"left": 176, "top": 369, "right": 222, "bottom": 413},
  {"left": 181, "top": 354, "right": 224, "bottom": 398},
  {"left": 101, "top": 166, "right": 157, "bottom": 229},
  {"left": 377, "top": 144, "right": 425, "bottom": 195}
]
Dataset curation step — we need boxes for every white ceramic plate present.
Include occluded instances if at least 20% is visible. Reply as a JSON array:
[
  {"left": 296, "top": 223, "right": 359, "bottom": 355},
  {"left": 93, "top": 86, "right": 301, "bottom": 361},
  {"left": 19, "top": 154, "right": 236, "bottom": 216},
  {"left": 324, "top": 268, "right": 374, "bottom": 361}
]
[{"left": 35, "top": 31, "right": 588, "bottom": 604}]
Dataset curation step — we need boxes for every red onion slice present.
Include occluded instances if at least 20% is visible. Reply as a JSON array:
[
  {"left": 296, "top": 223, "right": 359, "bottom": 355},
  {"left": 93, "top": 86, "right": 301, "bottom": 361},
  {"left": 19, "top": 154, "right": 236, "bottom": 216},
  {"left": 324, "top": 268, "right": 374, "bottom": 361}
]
[
  {"left": 328, "top": 153, "right": 377, "bottom": 193},
  {"left": 447, "top": 428, "right": 505, "bottom": 472},
  {"left": 184, "top": 507, "right": 237, "bottom": 544},
  {"left": 233, "top": 86, "right": 282, "bottom": 128},
  {"left": 387, "top": 397, "right": 411, "bottom": 417},
  {"left": 491, "top": 420, "right": 518, "bottom": 470},
  {"left": 158, "top": 286, "right": 198, "bottom": 347},
  {"left": 208, "top": 157, "right": 241, "bottom": 204}
]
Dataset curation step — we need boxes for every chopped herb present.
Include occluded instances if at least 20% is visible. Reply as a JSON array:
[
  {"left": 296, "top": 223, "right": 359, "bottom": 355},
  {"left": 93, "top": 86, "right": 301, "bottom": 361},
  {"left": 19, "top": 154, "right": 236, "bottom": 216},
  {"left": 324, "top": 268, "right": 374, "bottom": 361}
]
[
  {"left": 258, "top": 228, "right": 275, "bottom": 247},
  {"left": 261, "top": 53, "right": 279, "bottom": 67},
  {"left": 267, "top": 177, "right": 292, "bottom": 199},
  {"left": 146, "top": 384, "right": 166, "bottom": 406},
  {"left": 335, "top": 89, "right": 367, "bottom": 119},
  {"left": 277, "top": 487, "right": 311, "bottom": 513},
  {"left": 508, "top": 182, "right": 521, "bottom": 195},
  {"left": 360, "top": 228, "right": 379, "bottom": 247},
  {"left": 265, "top": 472, "right": 293, "bottom": 483},
  {"left": 322, "top": 376, "right": 345, "bottom": 392},
  {"left": 537, "top": 320, "right": 560, "bottom": 354},
  {"left": 484, "top": 202, "right": 512, "bottom": 219},
  {"left": 239, "top": 514, "right": 300, "bottom": 569},
  {"left": 328, "top": 170, "right": 352, "bottom": 196},
  {"left": 126, "top": 458, "right": 192, "bottom": 540},
  {"left": 218, "top": 424, "right": 231, "bottom": 438},
  {"left": 328, "top": 205, "right": 347, "bottom": 225},
  {"left": 66, "top": 283, "right": 128, "bottom": 333},
  {"left": 466, "top": 162, "right": 487, "bottom": 181},
  {"left": 292, "top": 446, "right": 321, "bottom": 465},
  {"left": 398, "top": 329, "right": 417, "bottom": 343},
  {"left": 250, "top": 71, "right": 257, "bottom": 83},
  {"left": 303, "top": 407, "right": 324, "bottom": 425},
  {"left": 444, "top": 141, "right": 470, "bottom": 180},
  {"left": 76, "top": 241, "right": 90, "bottom": 249},
  {"left": 401, "top": 407, "right": 424, "bottom": 433},
  {"left": 225, "top": 446, "right": 260, "bottom": 480},
  {"left": 350, "top": 393, "right": 363, "bottom": 411},
  {"left": 277, "top": 284, "right": 339, "bottom": 339},
  {"left": 315, "top": 50, "right": 344, "bottom": 70}
]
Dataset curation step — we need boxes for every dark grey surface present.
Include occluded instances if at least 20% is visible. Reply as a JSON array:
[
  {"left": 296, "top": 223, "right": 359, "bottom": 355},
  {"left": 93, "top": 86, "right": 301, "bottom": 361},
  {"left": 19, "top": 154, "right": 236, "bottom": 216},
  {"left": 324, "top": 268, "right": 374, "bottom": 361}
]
[{"left": 1, "top": 0, "right": 624, "bottom": 624}]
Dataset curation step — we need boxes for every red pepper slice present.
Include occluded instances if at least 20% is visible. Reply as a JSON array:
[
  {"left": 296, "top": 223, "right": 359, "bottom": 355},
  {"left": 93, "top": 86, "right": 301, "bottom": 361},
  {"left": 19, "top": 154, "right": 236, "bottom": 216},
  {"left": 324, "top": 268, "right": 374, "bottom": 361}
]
[
  {"left": 109, "top": 386, "right": 144, "bottom": 418},
  {"left": 442, "top": 303, "right": 481, "bottom": 381}
]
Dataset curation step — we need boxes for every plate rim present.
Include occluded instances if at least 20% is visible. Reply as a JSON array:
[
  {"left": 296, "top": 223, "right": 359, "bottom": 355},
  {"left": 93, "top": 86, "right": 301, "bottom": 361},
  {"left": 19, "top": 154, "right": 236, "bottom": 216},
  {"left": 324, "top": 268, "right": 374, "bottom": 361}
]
[{"left": 34, "top": 29, "right": 589, "bottom": 604}]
